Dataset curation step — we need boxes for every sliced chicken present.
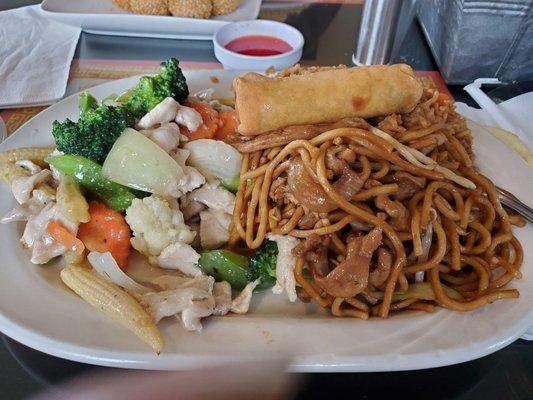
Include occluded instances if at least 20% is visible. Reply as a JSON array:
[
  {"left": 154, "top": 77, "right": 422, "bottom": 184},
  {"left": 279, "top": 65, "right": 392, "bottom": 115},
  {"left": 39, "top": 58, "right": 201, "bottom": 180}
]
[
  {"left": 15, "top": 160, "right": 42, "bottom": 175},
  {"left": 173, "top": 149, "right": 206, "bottom": 195},
  {"left": 21, "top": 202, "right": 78, "bottom": 264},
  {"left": 179, "top": 297, "right": 215, "bottom": 332},
  {"left": 231, "top": 279, "right": 259, "bottom": 314},
  {"left": 136, "top": 97, "right": 179, "bottom": 129},
  {"left": 267, "top": 233, "right": 300, "bottom": 302},
  {"left": 140, "top": 122, "right": 181, "bottom": 153},
  {"left": 213, "top": 281, "right": 232, "bottom": 316},
  {"left": 151, "top": 242, "right": 202, "bottom": 276},
  {"left": 175, "top": 104, "right": 202, "bottom": 132},
  {"left": 1, "top": 187, "right": 55, "bottom": 224},
  {"left": 138, "top": 275, "right": 215, "bottom": 326},
  {"left": 199, "top": 209, "right": 231, "bottom": 250},
  {"left": 189, "top": 183, "right": 236, "bottom": 215},
  {"left": 12, "top": 169, "right": 51, "bottom": 204}
]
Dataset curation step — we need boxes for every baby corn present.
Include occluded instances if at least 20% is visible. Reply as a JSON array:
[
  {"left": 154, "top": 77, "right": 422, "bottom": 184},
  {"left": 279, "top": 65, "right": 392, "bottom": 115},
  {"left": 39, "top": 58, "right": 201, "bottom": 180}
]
[
  {"left": 61, "top": 265, "right": 164, "bottom": 354},
  {"left": 0, "top": 147, "right": 54, "bottom": 167}
]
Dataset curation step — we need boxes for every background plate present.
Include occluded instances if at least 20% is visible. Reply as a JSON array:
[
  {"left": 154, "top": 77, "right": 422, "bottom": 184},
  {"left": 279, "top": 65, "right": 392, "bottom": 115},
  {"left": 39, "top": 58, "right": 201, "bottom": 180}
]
[
  {"left": 0, "top": 70, "right": 532, "bottom": 372},
  {"left": 39, "top": 0, "right": 262, "bottom": 40}
]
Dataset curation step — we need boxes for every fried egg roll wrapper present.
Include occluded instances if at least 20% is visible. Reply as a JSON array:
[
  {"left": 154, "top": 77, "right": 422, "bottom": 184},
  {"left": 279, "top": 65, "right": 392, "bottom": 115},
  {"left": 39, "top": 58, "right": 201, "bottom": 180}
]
[{"left": 234, "top": 64, "right": 423, "bottom": 135}]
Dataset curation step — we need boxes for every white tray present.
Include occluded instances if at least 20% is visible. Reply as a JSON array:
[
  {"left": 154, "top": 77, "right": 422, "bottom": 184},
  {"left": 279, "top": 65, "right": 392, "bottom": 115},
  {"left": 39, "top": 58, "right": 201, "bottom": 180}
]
[{"left": 39, "top": 0, "right": 262, "bottom": 40}]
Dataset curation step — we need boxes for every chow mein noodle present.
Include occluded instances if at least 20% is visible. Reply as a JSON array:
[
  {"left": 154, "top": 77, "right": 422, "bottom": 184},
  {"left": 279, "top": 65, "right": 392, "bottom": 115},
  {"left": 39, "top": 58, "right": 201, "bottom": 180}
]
[{"left": 229, "top": 80, "right": 524, "bottom": 319}]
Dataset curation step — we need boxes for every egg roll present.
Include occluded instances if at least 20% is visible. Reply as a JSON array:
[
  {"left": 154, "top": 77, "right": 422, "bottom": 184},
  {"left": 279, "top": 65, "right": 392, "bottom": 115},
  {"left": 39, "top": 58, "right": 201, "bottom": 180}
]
[{"left": 234, "top": 64, "right": 423, "bottom": 135}]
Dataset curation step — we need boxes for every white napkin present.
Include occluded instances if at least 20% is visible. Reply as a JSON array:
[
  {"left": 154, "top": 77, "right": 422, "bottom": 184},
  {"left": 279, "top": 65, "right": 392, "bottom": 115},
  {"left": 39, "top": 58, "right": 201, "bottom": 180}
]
[
  {"left": 456, "top": 92, "right": 533, "bottom": 153},
  {"left": 456, "top": 92, "right": 533, "bottom": 341},
  {"left": 0, "top": 6, "right": 81, "bottom": 108}
]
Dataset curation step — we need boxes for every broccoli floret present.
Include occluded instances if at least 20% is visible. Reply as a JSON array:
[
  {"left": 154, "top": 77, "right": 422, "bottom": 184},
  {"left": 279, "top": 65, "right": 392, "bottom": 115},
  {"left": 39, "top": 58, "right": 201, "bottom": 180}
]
[
  {"left": 52, "top": 104, "right": 135, "bottom": 164},
  {"left": 125, "top": 58, "right": 189, "bottom": 117},
  {"left": 247, "top": 240, "right": 278, "bottom": 289}
]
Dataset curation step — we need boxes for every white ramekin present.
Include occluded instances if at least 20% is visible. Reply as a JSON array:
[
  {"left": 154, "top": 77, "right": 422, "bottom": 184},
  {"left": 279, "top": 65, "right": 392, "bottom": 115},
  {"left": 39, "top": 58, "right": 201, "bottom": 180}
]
[{"left": 213, "top": 20, "right": 304, "bottom": 71}]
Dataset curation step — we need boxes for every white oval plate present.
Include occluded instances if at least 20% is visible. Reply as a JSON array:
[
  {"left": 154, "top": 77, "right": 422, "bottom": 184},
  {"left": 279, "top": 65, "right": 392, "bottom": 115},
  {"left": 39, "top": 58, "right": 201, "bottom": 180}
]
[
  {"left": 39, "top": 0, "right": 262, "bottom": 40},
  {"left": 0, "top": 70, "right": 532, "bottom": 372}
]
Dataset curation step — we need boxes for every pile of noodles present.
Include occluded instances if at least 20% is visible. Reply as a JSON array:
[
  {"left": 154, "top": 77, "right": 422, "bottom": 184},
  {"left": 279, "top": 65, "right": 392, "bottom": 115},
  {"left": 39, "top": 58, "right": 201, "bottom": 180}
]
[{"left": 229, "top": 79, "right": 524, "bottom": 319}]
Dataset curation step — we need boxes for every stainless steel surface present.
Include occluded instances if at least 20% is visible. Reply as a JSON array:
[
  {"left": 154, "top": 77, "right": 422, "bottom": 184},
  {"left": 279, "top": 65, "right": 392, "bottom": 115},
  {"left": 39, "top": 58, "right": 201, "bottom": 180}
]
[
  {"left": 497, "top": 186, "right": 533, "bottom": 223},
  {"left": 0, "top": 0, "right": 40, "bottom": 11},
  {"left": 353, "top": 0, "right": 402, "bottom": 65},
  {"left": 417, "top": 0, "right": 533, "bottom": 84}
]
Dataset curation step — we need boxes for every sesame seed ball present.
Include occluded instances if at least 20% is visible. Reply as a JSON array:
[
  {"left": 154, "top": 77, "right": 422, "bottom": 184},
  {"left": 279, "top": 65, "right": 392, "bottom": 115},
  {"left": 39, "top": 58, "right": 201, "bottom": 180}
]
[
  {"left": 168, "top": 0, "right": 212, "bottom": 19},
  {"left": 130, "top": 0, "right": 169, "bottom": 15},
  {"left": 112, "top": 0, "right": 131, "bottom": 11},
  {"left": 212, "top": 0, "right": 241, "bottom": 16}
]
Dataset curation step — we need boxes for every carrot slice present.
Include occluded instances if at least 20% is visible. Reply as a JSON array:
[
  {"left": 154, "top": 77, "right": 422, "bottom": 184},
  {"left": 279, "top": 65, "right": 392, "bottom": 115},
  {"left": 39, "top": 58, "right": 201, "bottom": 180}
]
[
  {"left": 47, "top": 220, "right": 85, "bottom": 256},
  {"left": 77, "top": 201, "right": 131, "bottom": 269},
  {"left": 215, "top": 110, "right": 239, "bottom": 140},
  {"left": 181, "top": 102, "right": 220, "bottom": 141}
]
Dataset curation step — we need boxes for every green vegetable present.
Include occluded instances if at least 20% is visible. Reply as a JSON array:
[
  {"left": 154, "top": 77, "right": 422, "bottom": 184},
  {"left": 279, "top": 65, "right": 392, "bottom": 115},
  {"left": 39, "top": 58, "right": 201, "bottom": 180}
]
[
  {"left": 78, "top": 92, "right": 98, "bottom": 116},
  {"left": 46, "top": 154, "right": 137, "bottom": 211},
  {"left": 391, "top": 282, "right": 463, "bottom": 302},
  {"left": 125, "top": 58, "right": 189, "bottom": 117},
  {"left": 199, "top": 241, "right": 279, "bottom": 291},
  {"left": 199, "top": 250, "right": 250, "bottom": 291},
  {"left": 247, "top": 240, "right": 278, "bottom": 289},
  {"left": 219, "top": 177, "right": 240, "bottom": 193},
  {"left": 52, "top": 104, "right": 135, "bottom": 164}
]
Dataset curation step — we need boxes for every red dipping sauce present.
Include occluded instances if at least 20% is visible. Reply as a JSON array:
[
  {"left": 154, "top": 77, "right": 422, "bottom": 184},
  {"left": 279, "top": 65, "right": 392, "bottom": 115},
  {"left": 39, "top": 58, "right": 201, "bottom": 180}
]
[{"left": 225, "top": 35, "right": 293, "bottom": 56}]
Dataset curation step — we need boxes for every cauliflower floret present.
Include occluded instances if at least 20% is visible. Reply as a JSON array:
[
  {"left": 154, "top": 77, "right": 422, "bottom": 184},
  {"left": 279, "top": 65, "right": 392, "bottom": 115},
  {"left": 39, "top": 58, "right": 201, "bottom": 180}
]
[
  {"left": 125, "top": 196, "right": 195, "bottom": 257},
  {"left": 267, "top": 233, "right": 300, "bottom": 302}
]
